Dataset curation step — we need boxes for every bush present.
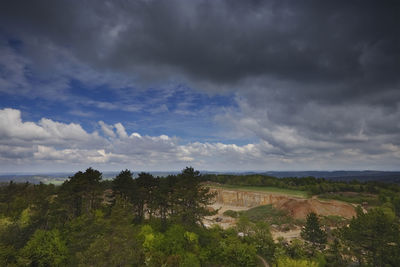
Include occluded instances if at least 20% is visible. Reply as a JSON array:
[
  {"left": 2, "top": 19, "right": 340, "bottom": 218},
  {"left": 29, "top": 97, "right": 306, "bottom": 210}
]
[
  {"left": 276, "top": 257, "right": 319, "bottom": 267},
  {"left": 223, "top": 210, "right": 238, "bottom": 218}
]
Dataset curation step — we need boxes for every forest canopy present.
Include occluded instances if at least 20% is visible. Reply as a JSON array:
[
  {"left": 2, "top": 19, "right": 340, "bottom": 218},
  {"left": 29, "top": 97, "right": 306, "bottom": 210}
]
[{"left": 1, "top": 167, "right": 400, "bottom": 266}]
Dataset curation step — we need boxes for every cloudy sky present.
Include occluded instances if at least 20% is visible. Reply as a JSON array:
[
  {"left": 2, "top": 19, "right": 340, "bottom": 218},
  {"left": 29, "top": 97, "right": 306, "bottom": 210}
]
[{"left": 0, "top": 0, "right": 399, "bottom": 172}]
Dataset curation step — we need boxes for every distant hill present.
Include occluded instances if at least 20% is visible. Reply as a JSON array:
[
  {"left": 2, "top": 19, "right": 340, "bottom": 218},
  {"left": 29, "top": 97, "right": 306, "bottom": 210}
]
[
  {"left": 1, "top": 170, "right": 399, "bottom": 184},
  {"left": 262, "top": 171, "right": 400, "bottom": 183},
  {"left": 0, "top": 171, "right": 180, "bottom": 184}
]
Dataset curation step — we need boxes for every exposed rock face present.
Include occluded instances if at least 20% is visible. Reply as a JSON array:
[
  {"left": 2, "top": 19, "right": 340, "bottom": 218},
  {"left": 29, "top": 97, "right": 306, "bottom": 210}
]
[{"left": 210, "top": 188, "right": 356, "bottom": 219}]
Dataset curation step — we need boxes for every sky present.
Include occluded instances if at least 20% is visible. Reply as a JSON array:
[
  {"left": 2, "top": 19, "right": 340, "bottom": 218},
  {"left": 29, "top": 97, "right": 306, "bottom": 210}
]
[{"left": 0, "top": 0, "right": 399, "bottom": 173}]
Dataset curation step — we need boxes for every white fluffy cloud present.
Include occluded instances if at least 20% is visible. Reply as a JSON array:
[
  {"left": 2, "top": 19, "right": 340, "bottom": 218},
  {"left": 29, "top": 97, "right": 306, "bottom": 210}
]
[
  {"left": 0, "top": 108, "right": 104, "bottom": 148},
  {"left": 1, "top": 107, "right": 399, "bottom": 172},
  {"left": 0, "top": 108, "right": 275, "bottom": 171}
]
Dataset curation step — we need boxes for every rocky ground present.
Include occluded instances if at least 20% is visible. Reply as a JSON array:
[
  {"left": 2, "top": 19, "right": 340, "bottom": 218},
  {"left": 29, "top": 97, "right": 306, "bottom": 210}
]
[{"left": 204, "top": 187, "right": 357, "bottom": 241}]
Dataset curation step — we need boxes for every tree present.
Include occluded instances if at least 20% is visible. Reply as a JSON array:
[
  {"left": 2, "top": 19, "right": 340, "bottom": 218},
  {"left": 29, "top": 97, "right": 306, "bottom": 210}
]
[
  {"left": 112, "top": 169, "right": 135, "bottom": 211},
  {"left": 249, "top": 222, "right": 275, "bottom": 262},
  {"left": 139, "top": 224, "right": 201, "bottom": 266},
  {"left": 18, "top": 229, "right": 68, "bottom": 266},
  {"left": 276, "top": 257, "right": 318, "bottom": 267},
  {"left": 301, "top": 212, "right": 327, "bottom": 251},
  {"left": 220, "top": 236, "right": 257, "bottom": 267},
  {"left": 152, "top": 176, "right": 174, "bottom": 229},
  {"left": 340, "top": 207, "right": 400, "bottom": 266},
  {"left": 133, "top": 172, "right": 157, "bottom": 222},
  {"left": 63, "top": 210, "right": 109, "bottom": 265},
  {"left": 285, "top": 239, "right": 307, "bottom": 260},
  {"left": 112, "top": 169, "right": 135, "bottom": 201},
  {"left": 171, "top": 167, "right": 216, "bottom": 226},
  {"left": 325, "top": 238, "right": 346, "bottom": 267},
  {"left": 59, "top": 168, "right": 103, "bottom": 218},
  {"left": 77, "top": 224, "right": 142, "bottom": 267}
]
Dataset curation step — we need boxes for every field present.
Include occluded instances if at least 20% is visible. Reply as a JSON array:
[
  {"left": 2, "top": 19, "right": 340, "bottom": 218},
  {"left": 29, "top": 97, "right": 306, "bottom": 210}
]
[
  {"left": 208, "top": 184, "right": 309, "bottom": 198},
  {"left": 318, "top": 192, "right": 380, "bottom": 206}
]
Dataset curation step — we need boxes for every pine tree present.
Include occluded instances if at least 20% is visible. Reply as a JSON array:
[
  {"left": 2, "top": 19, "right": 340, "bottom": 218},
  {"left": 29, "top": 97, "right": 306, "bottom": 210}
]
[{"left": 301, "top": 212, "right": 327, "bottom": 251}]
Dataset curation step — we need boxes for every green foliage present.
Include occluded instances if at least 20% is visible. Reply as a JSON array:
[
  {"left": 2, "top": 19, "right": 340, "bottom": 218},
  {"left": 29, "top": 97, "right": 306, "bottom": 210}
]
[
  {"left": 340, "top": 207, "right": 400, "bottom": 266},
  {"left": 285, "top": 239, "right": 307, "bottom": 259},
  {"left": 203, "top": 173, "right": 400, "bottom": 197},
  {"left": 58, "top": 168, "right": 103, "bottom": 218},
  {"left": 18, "top": 207, "right": 32, "bottom": 228},
  {"left": 112, "top": 167, "right": 216, "bottom": 227},
  {"left": 63, "top": 211, "right": 109, "bottom": 264},
  {"left": 0, "top": 216, "right": 12, "bottom": 230},
  {"left": 139, "top": 224, "right": 202, "bottom": 266},
  {"left": 181, "top": 252, "right": 200, "bottom": 267},
  {"left": 170, "top": 167, "right": 216, "bottom": 226},
  {"left": 251, "top": 222, "right": 276, "bottom": 261},
  {"left": 133, "top": 172, "right": 157, "bottom": 222},
  {"left": 391, "top": 196, "right": 400, "bottom": 217},
  {"left": 319, "top": 215, "right": 346, "bottom": 228},
  {"left": 239, "top": 204, "right": 294, "bottom": 226},
  {"left": 220, "top": 236, "right": 257, "bottom": 266},
  {"left": 0, "top": 243, "right": 17, "bottom": 266},
  {"left": 233, "top": 218, "right": 275, "bottom": 262},
  {"left": 325, "top": 238, "right": 347, "bottom": 267},
  {"left": 301, "top": 213, "right": 327, "bottom": 251},
  {"left": 77, "top": 224, "right": 142, "bottom": 267},
  {"left": 19, "top": 229, "right": 68, "bottom": 266},
  {"left": 318, "top": 192, "right": 380, "bottom": 205},
  {"left": 112, "top": 169, "right": 135, "bottom": 201},
  {"left": 0, "top": 182, "right": 56, "bottom": 222},
  {"left": 223, "top": 209, "right": 239, "bottom": 218},
  {"left": 2, "top": 167, "right": 400, "bottom": 266},
  {"left": 275, "top": 257, "right": 319, "bottom": 267}
]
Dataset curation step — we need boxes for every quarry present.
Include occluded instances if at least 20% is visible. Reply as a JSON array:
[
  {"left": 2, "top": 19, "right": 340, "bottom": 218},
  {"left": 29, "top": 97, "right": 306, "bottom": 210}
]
[{"left": 204, "top": 187, "right": 357, "bottom": 241}]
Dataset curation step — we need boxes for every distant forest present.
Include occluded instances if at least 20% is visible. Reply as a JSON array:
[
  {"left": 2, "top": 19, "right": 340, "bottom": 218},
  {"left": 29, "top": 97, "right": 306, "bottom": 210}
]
[{"left": 1, "top": 170, "right": 400, "bottom": 185}]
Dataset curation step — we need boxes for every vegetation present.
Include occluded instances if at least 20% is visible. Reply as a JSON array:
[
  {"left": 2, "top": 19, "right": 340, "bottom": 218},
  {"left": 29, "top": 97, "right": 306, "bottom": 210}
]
[
  {"left": 203, "top": 173, "right": 400, "bottom": 194},
  {"left": 301, "top": 212, "right": 327, "bottom": 251},
  {"left": 318, "top": 192, "right": 380, "bottom": 206},
  {"left": 222, "top": 209, "right": 239, "bottom": 218},
  {"left": 275, "top": 257, "right": 319, "bottom": 267},
  {"left": 203, "top": 173, "right": 400, "bottom": 215},
  {"left": 242, "top": 205, "right": 292, "bottom": 225},
  {"left": 224, "top": 205, "right": 295, "bottom": 227},
  {"left": 340, "top": 207, "right": 400, "bottom": 266},
  {"left": 1, "top": 168, "right": 400, "bottom": 266}
]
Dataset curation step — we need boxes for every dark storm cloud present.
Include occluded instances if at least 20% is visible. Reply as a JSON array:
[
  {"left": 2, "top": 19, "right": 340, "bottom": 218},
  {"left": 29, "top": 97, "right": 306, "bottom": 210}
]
[
  {"left": 1, "top": 0, "right": 400, "bottom": 168},
  {"left": 1, "top": 0, "right": 398, "bottom": 92}
]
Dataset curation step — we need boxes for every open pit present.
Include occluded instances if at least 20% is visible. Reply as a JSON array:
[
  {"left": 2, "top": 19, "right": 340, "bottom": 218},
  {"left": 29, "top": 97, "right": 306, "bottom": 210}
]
[
  {"left": 209, "top": 187, "right": 356, "bottom": 219},
  {"left": 205, "top": 187, "right": 357, "bottom": 240}
]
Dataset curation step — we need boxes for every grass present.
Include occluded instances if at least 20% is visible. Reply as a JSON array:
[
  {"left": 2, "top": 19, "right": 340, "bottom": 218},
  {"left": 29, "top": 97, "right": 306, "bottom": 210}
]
[
  {"left": 223, "top": 209, "right": 239, "bottom": 218},
  {"left": 318, "top": 192, "right": 380, "bottom": 206},
  {"left": 208, "top": 184, "right": 309, "bottom": 198},
  {"left": 224, "top": 205, "right": 295, "bottom": 226},
  {"left": 241, "top": 205, "right": 292, "bottom": 225}
]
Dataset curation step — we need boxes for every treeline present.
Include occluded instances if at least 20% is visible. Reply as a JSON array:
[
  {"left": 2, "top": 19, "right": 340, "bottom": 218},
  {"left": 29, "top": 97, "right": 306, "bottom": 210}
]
[
  {"left": 58, "top": 167, "right": 215, "bottom": 227},
  {"left": 203, "top": 173, "right": 400, "bottom": 194}
]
